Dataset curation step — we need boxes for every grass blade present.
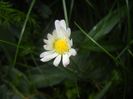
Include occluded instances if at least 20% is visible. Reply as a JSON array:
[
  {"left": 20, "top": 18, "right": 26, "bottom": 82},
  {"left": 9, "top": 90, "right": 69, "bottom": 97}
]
[
  {"left": 75, "top": 22, "right": 115, "bottom": 61},
  {"left": 93, "top": 81, "right": 112, "bottom": 99},
  {"left": 88, "top": 6, "right": 126, "bottom": 40},
  {"left": 12, "top": 0, "right": 36, "bottom": 68},
  {"left": 62, "top": 0, "right": 69, "bottom": 26}
]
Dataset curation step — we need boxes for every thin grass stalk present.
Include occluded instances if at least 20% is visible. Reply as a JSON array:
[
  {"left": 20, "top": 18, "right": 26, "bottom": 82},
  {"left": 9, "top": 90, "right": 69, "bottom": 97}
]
[
  {"left": 12, "top": 0, "right": 36, "bottom": 68},
  {"left": 62, "top": 0, "right": 69, "bottom": 27},
  {"left": 75, "top": 22, "right": 116, "bottom": 61}
]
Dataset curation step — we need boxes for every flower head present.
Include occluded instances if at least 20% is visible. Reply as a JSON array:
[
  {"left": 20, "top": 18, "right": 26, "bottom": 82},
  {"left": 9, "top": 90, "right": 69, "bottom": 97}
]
[{"left": 40, "top": 20, "right": 77, "bottom": 67}]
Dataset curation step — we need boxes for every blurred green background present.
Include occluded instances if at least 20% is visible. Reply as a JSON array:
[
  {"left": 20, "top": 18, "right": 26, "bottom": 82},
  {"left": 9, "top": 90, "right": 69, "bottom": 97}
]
[{"left": 0, "top": 0, "right": 133, "bottom": 99}]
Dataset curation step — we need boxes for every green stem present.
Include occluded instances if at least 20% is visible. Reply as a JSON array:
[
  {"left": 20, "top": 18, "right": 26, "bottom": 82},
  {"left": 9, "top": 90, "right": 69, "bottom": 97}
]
[
  {"left": 126, "top": 0, "right": 131, "bottom": 42},
  {"left": 69, "top": 0, "right": 74, "bottom": 21},
  {"left": 12, "top": 0, "right": 36, "bottom": 67},
  {"left": 62, "top": 0, "right": 69, "bottom": 26},
  {"left": 128, "top": 49, "right": 133, "bottom": 57},
  {"left": 0, "top": 39, "right": 24, "bottom": 49},
  {"left": 116, "top": 40, "right": 133, "bottom": 59},
  {"left": 4, "top": 80, "right": 25, "bottom": 98},
  {"left": 75, "top": 22, "right": 116, "bottom": 61}
]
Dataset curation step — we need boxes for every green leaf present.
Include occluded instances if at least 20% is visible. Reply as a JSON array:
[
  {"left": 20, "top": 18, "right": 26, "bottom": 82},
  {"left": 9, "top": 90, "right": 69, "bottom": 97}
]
[
  {"left": 93, "top": 82, "right": 112, "bottom": 99},
  {"left": 0, "top": 25, "right": 16, "bottom": 64},
  {"left": 29, "top": 65, "right": 77, "bottom": 88},
  {"left": 0, "top": 84, "right": 23, "bottom": 99},
  {"left": 8, "top": 68, "right": 32, "bottom": 97},
  {"left": 88, "top": 6, "right": 126, "bottom": 40},
  {"left": 81, "top": 42, "right": 123, "bottom": 52},
  {"left": 75, "top": 23, "right": 115, "bottom": 61}
]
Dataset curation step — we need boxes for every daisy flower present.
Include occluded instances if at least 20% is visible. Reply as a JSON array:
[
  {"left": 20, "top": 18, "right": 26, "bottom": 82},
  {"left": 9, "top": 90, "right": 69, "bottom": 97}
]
[{"left": 40, "top": 19, "right": 77, "bottom": 67}]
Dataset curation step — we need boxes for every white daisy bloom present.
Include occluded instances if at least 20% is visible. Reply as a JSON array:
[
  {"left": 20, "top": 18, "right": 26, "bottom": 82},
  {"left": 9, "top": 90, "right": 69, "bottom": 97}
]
[{"left": 40, "top": 19, "right": 77, "bottom": 67}]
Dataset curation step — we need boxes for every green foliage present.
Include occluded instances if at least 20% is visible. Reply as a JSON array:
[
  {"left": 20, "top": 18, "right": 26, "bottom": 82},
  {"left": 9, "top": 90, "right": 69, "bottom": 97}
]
[
  {"left": 0, "top": 0, "right": 133, "bottom": 99},
  {"left": 29, "top": 65, "right": 77, "bottom": 88},
  {"left": 89, "top": 6, "right": 126, "bottom": 40},
  {"left": 0, "top": 1, "right": 36, "bottom": 27}
]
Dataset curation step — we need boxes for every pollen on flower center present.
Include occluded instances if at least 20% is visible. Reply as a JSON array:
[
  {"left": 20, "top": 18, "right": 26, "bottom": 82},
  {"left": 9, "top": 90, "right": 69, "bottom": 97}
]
[{"left": 54, "top": 39, "right": 69, "bottom": 54}]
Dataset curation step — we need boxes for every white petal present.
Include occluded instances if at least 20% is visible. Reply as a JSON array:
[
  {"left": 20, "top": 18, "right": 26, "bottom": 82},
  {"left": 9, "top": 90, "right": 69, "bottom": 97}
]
[
  {"left": 62, "top": 54, "right": 70, "bottom": 67},
  {"left": 47, "top": 33, "right": 53, "bottom": 40},
  {"left": 40, "top": 52, "right": 58, "bottom": 62},
  {"left": 60, "top": 20, "right": 66, "bottom": 30},
  {"left": 69, "top": 48, "right": 77, "bottom": 56},
  {"left": 40, "top": 51, "right": 53, "bottom": 58},
  {"left": 43, "top": 45, "right": 52, "bottom": 50},
  {"left": 53, "top": 55, "right": 61, "bottom": 66},
  {"left": 43, "top": 39, "right": 48, "bottom": 44},
  {"left": 47, "top": 37, "right": 55, "bottom": 46},
  {"left": 52, "top": 30, "right": 57, "bottom": 37},
  {"left": 55, "top": 20, "right": 60, "bottom": 32},
  {"left": 66, "top": 28, "right": 71, "bottom": 37},
  {"left": 55, "top": 20, "right": 66, "bottom": 38}
]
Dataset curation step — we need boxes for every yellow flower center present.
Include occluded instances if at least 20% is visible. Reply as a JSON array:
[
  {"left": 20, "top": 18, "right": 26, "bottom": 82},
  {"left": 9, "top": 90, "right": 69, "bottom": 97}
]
[{"left": 54, "top": 39, "right": 69, "bottom": 54}]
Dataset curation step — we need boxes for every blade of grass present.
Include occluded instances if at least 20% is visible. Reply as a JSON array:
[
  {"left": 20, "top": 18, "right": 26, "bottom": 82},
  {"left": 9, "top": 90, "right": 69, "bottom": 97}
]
[
  {"left": 128, "top": 49, "right": 133, "bottom": 57},
  {"left": 4, "top": 80, "right": 25, "bottom": 98},
  {"left": 116, "top": 45, "right": 129, "bottom": 60},
  {"left": 85, "top": 0, "right": 95, "bottom": 10},
  {"left": 75, "top": 22, "right": 116, "bottom": 61},
  {"left": 69, "top": 0, "right": 74, "bottom": 21},
  {"left": 30, "top": 53, "right": 43, "bottom": 73},
  {"left": 0, "top": 39, "right": 37, "bottom": 56},
  {"left": 93, "top": 81, "right": 112, "bottom": 99},
  {"left": 62, "top": 0, "right": 69, "bottom": 26},
  {"left": 125, "top": 0, "right": 131, "bottom": 41},
  {"left": 0, "top": 39, "right": 16, "bottom": 47},
  {"left": 12, "top": 0, "right": 36, "bottom": 68},
  {"left": 116, "top": 40, "right": 133, "bottom": 59},
  {"left": 75, "top": 81, "right": 80, "bottom": 98},
  {"left": 0, "top": 39, "right": 25, "bottom": 49},
  {"left": 88, "top": 6, "right": 126, "bottom": 40}
]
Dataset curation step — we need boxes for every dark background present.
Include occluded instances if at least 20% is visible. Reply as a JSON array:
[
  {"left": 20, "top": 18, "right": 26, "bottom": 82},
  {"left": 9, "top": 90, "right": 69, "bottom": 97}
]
[{"left": 0, "top": 0, "right": 133, "bottom": 99}]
